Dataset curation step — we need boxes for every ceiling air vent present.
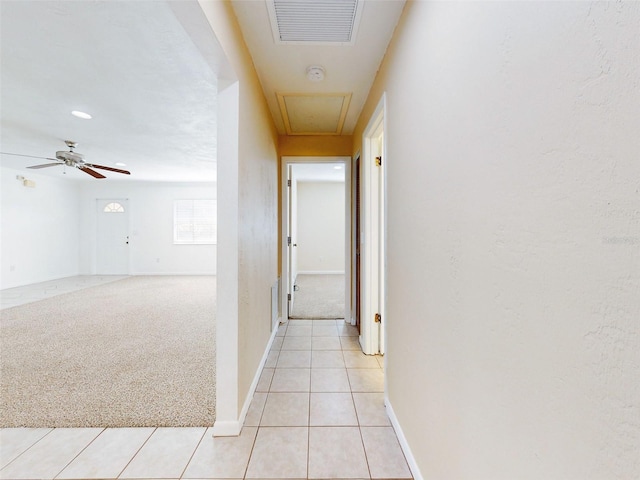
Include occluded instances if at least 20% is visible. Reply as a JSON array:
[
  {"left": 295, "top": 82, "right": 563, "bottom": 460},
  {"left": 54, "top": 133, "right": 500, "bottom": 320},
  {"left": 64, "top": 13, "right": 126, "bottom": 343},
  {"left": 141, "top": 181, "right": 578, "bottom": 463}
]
[{"left": 267, "top": 0, "right": 363, "bottom": 45}]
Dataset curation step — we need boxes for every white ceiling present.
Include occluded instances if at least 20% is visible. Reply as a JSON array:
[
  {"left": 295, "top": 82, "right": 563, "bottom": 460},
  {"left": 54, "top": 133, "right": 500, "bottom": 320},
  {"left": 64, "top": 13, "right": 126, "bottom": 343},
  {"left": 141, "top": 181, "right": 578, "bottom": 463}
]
[
  {"left": 0, "top": 1, "right": 220, "bottom": 183},
  {"left": 0, "top": 0, "right": 405, "bottom": 183}
]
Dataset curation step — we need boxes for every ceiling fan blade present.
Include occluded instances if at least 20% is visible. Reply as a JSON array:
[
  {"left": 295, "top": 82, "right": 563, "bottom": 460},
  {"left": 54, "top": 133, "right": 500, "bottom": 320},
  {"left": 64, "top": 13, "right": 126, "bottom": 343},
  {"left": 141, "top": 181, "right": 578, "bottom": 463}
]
[
  {"left": 87, "top": 163, "right": 131, "bottom": 175},
  {"left": 79, "top": 166, "right": 106, "bottom": 179},
  {"left": 1, "top": 152, "right": 58, "bottom": 161},
  {"left": 27, "top": 163, "right": 62, "bottom": 169}
]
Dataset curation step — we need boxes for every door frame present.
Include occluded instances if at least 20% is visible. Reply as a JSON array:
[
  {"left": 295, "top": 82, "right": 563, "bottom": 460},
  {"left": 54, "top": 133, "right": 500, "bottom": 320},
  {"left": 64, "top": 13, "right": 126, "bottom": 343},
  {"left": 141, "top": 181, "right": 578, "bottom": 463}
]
[
  {"left": 280, "top": 156, "right": 351, "bottom": 322},
  {"left": 95, "top": 198, "right": 130, "bottom": 275},
  {"left": 287, "top": 163, "right": 297, "bottom": 313},
  {"left": 360, "top": 94, "right": 387, "bottom": 355},
  {"left": 351, "top": 153, "right": 362, "bottom": 331}
]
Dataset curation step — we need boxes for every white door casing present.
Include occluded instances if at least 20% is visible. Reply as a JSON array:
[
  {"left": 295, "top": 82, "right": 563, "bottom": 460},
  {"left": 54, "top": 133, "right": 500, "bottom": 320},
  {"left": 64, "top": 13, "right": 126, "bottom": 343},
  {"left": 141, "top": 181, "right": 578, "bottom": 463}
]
[
  {"left": 96, "top": 198, "right": 130, "bottom": 275},
  {"left": 280, "top": 157, "right": 351, "bottom": 322},
  {"left": 361, "top": 95, "right": 386, "bottom": 355},
  {"left": 287, "top": 164, "right": 297, "bottom": 314}
]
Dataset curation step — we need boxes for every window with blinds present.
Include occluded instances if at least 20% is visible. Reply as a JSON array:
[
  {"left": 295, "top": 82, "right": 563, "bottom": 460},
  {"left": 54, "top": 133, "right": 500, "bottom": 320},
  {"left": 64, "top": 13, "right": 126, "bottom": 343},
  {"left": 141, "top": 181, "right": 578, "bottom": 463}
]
[{"left": 173, "top": 199, "right": 216, "bottom": 244}]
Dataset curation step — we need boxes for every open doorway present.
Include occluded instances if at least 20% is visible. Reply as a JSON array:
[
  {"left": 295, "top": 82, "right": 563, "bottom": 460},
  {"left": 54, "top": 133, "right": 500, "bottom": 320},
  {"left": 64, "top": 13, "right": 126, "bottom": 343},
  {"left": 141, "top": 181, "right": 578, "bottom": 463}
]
[{"left": 281, "top": 157, "right": 351, "bottom": 321}]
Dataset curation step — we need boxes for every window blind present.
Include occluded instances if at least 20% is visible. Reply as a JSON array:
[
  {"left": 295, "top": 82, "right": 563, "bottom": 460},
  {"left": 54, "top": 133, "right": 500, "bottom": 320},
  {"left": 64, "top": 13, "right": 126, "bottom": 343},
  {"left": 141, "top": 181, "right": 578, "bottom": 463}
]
[{"left": 174, "top": 199, "right": 216, "bottom": 244}]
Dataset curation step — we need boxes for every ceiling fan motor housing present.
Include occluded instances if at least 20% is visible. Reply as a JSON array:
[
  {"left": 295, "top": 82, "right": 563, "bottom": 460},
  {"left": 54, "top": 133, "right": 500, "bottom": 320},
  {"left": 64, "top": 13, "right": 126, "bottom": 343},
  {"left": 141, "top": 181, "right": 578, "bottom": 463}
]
[{"left": 56, "top": 150, "right": 84, "bottom": 166}]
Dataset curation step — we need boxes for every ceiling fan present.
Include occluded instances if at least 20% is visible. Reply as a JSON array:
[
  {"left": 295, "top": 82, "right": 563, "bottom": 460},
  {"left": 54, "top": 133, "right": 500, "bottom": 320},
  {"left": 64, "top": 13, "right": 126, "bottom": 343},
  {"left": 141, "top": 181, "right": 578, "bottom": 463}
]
[{"left": 1, "top": 140, "right": 131, "bottom": 178}]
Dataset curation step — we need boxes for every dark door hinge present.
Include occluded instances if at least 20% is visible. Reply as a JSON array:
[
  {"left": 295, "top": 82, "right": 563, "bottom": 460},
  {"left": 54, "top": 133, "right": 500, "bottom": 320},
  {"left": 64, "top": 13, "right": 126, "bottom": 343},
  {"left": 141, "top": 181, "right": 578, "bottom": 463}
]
[
  {"left": 287, "top": 179, "right": 291, "bottom": 187},
  {"left": 287, "top": 236, "right": 291, "bottom": 246},
  {"left": 287, "top": 293, "right": 291, "bottom": 301},
  {"left": 375, "top": 156, "right": 382, "bottom": 167},
  {"left": 375, "top": 313, "right": 381, "bottom": 323}
]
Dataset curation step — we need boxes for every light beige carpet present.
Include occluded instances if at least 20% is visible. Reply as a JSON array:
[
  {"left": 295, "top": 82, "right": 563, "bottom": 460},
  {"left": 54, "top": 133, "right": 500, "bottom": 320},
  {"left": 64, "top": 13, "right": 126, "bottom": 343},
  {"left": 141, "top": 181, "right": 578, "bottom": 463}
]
[
  {"left": 0, "top": 276, "right": 216, "bottom": 428},
  {"left": 289, "top": 274, "right": 345, "bottom": 319}
]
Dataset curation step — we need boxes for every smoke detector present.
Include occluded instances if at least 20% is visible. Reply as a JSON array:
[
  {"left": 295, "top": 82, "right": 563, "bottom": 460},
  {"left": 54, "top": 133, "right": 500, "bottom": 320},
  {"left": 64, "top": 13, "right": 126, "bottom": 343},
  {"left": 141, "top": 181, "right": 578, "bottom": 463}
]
[{"left": 306, "top": 66, "right": 325, "bottom": 82}]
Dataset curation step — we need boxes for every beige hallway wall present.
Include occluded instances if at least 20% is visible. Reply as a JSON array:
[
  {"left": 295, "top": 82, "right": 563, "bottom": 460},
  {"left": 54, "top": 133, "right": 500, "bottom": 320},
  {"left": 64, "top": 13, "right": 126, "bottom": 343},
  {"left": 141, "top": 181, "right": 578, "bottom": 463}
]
[
  {"left": 199, "top": 0, "right": 279, "bottom": 430},
  {"left": 354, "top": 2, "right": 640, "bottom": 478}
]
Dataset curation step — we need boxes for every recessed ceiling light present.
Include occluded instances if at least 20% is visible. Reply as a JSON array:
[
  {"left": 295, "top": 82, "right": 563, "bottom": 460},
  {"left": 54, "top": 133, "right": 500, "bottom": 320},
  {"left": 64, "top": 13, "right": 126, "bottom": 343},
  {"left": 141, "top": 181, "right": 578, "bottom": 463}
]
[
  {"left": 115, "top": 162, "right": 127, "bottom": 167},
  {"left": 71, "top": 110, "right": 92, "bottom": 119},
  {"left": 334, "top": 165, "right": 343, "bottom": 170}
]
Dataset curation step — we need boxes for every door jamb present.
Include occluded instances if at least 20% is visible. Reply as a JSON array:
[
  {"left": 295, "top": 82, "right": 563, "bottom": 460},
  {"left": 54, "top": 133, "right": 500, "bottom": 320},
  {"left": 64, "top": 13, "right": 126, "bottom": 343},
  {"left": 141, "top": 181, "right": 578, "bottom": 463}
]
[
  {"left": 360, "top": 94, "right": 387, "bottom": 355},
  {"left": 280, "top": 156, "right": 352, "bottom": 323}
]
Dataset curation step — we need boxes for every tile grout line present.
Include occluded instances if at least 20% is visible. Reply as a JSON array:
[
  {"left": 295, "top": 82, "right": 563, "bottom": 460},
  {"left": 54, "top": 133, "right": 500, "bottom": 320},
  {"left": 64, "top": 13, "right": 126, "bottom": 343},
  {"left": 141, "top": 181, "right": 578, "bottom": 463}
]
[
  {"left": 307, "top": 328, "right": 312, "bottom": 479},
  {"left": 177, "top": 427, "right": 208, "bottom": 480},
  {"left": 358, "top": 423, "right": 374, "bottom": 480},
  {"left": 242, "top": 423, "right": 261, "bottom": 480},
  {"left": 0, "top": 427, "right": 54, "bottom": 473},
  {"left": 115, "top": 426, "right": 157, "bottom": 479},
  {"left": 307, "top": 373, "right": 312, "bottom": 480},
  {"left": 52, "top": 427, "right": 106, "bottom": 480}
]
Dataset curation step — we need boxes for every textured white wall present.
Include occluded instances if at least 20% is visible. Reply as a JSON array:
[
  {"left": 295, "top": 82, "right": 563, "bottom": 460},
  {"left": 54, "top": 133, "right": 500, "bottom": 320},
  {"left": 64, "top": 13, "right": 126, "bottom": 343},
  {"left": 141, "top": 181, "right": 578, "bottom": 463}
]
[
  {"left": 78, "top": 181, "right": 216, "bottom": 275},
  {"left": 0, "top": 167, "right": 81, "bottom": 289},
  {"left": 296, "top": 181, "right": 345, "bottom": 273},
  {"left": 0, "top": 172, "right": 216, "bottom": 289},
  {"left": 355, "top": 1, "right": 640, "bottom": 478}
]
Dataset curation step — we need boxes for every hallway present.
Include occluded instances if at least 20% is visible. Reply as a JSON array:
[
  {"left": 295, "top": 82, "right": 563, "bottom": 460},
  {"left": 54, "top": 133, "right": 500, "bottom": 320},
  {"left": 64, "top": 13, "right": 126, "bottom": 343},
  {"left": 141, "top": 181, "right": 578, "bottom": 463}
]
[{"left": 1, "top": 318, "right": 412, "bottom": 479}]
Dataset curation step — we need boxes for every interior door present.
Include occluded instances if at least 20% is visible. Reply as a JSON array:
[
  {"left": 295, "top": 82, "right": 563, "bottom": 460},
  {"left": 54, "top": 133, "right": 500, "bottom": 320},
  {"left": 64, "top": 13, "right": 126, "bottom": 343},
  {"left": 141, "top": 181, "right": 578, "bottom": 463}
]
[
  {"left": 375, "top": 133, "right": 385, "bottom": 355},
  {"left": 96, "top": 199, "right": 129, "bottom": 274},
  {"left": 361, "top": 99, "right": 386, "bottom": 356},
  {"left": 355, "top": 155, "right": 362, "bottom": 333},
  {"left": 287, "top": 166, "right": 296, "bottom": 315}
]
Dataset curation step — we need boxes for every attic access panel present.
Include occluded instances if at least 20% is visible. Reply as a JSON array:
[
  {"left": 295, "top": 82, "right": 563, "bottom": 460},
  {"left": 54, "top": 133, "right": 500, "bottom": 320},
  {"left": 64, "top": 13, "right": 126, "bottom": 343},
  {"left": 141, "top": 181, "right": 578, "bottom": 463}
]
[
  {"left": 267, "top": 0, "right": 364, "bottom": 45},
  {"left": 277, "top": 93, "right": 352, "bottom": 135}
]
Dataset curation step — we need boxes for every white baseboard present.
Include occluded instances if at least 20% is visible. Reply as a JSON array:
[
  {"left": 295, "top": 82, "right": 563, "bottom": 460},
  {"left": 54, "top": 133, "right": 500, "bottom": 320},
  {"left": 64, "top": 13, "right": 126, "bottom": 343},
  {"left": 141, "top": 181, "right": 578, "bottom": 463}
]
[
  {"left": 296, "top": 270, "right": 345, "bottom": 275},
  {"left": 211, "top": 420, "right": 241, "bottom": 437},
  {"left": 130, "top": 271, "right": 216, "bottom": 276},
  {"left": 386, "top": 396, "right": 423, "bottom": 480},
  {"left": 213, "top": 322, "right": 280, "bottom": 437},
  {"left": 238, "top": 323, "right": 280, "bottom": 427}
]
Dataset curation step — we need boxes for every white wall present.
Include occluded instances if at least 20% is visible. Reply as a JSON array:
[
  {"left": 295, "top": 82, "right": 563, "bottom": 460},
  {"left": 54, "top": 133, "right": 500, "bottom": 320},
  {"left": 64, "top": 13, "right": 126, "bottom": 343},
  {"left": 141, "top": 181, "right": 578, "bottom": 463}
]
[
  {"left": 0, "top": 167, "right": 216, "bottom": 290},
  {"left": 295, "top": 181, "right": 345, "bottom": 273},
  {"left": 354, "top": 2, "right": 640, "bottom": 479},
  {"left": 79, "top": 181, "right": 216, "bottom": 275},
  {"left": 0, "top": 167, "right": 81, "bottom": 289}
]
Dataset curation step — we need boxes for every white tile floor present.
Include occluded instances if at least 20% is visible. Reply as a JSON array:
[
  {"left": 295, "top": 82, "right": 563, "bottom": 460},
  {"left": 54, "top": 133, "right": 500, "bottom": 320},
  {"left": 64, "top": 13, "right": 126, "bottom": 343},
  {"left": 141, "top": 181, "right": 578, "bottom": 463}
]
[
  {"left": 0, "top": 278, "right": 412, "bottom": 480},
  {"left": 0, "top": 275, "right": 127, "bottom": 309}
]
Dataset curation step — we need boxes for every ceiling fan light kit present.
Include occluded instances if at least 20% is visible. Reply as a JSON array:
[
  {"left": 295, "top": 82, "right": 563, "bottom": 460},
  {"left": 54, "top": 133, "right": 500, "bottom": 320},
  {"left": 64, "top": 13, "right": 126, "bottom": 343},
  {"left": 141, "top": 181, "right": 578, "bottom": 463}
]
[{"left": 15, "top": 175, "right": 36, "bottom": 188}]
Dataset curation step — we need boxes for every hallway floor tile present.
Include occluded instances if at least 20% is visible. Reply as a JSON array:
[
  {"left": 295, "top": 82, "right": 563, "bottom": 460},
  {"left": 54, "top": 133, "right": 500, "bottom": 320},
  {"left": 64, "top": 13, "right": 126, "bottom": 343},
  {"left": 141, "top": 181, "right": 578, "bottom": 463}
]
[{"left": 1, "top": 317, "right": 412, "bottom": 479}]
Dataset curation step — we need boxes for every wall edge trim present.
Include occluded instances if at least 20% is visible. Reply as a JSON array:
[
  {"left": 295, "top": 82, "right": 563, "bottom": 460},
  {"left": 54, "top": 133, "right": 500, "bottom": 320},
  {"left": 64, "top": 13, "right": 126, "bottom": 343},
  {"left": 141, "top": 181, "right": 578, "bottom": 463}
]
[
  {"left": 214, "top": 322, "right": 280, "bottom": 437},
  {"left": 296, "top": 270, "right": 346, "bottom": 275},
  {"left": 130, "top": 271, "right": 216, "bottom": 276},
  {"left": 211, "top": 420, "right": 241, "bottom": 437},
  {"left": 386, "top": 396, "right": 423, "bottom": 480}
]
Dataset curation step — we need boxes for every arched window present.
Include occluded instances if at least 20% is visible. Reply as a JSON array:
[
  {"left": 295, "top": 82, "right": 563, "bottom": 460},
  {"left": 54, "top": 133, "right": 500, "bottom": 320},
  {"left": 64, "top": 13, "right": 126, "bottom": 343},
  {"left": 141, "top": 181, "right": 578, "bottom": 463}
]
[{"left": 103, "top": 202, "right": 125, "bottom": 213}]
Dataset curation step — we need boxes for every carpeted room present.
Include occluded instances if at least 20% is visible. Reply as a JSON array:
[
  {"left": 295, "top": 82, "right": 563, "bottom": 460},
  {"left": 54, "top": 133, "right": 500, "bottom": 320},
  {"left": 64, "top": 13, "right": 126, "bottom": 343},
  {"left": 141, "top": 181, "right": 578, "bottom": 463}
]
[
  {"left": 0, "top": 172, "right": 218, "bottom": 428},
  {"left": 0, "top": 0, "right": 220, "bottom": 429},
  {"left": 1, "top": 275, "right": 216, "bottom": 428}
]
